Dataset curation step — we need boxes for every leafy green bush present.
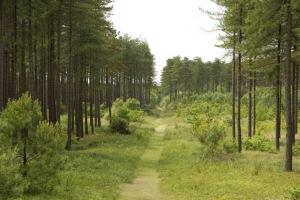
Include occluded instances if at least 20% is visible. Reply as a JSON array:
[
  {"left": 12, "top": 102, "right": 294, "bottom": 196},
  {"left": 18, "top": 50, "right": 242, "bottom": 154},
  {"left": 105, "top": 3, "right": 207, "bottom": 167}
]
[
  {"left": 289, "top": 186, "right": 300, "bottom": 200},
  {"left": 222, "top": 138, "right": 238, "bottom": 154},
  {"left": 109, "top": 98, "right": 145, "bottom": 134},
  {"left": 192, "top": 115, "right": 226, "bottom": 158},
  {"left": 0, "top": 94, "right": 66, "bottom": 194},
  {"left": 26, "top": 122, "right": 66, "bottom": 193},
  {"left": 0, "top": 147, "right": 26, "bottom": 200},
  {"left": 110, "top": 117, "right": 130, "bottom": 134},
  {"left": 0, "top": 93, "right": 42, "bottom": 138},
  {"left": 293, "top": 143, "right": 300, "bottom": 156},
  {"left": 244, "top": 134, "right": 275, "bottom": 153}
]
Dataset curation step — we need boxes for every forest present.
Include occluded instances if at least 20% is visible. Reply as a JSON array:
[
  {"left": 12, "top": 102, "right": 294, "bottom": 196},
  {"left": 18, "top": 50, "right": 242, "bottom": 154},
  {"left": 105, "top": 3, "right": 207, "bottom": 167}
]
[{"left": 0, "top": 0, "right": 300, "bottom": 199}]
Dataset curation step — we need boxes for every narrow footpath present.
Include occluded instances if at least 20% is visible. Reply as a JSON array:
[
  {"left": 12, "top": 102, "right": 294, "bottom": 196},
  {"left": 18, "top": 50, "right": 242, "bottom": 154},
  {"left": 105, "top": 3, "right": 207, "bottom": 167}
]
[{"left": 118, "top": 118, "right": 166, "bottom": 200}]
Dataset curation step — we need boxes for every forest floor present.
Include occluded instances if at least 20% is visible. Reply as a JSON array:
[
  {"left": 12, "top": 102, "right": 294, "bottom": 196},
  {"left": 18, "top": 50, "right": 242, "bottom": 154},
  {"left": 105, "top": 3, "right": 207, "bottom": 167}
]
[
  {"left": 118, "top": 118, "right": 167, "bottom": 200},
  {"left": 24, "top": 112, "right": 300, "bottom": 200}
]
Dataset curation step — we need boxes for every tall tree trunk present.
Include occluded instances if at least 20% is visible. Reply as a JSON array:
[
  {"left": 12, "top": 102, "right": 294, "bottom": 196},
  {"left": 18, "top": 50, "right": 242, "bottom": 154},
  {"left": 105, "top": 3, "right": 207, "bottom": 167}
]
[
  {"left": 40, "top": 33, "right": 47, "bottom": 120},
  {"left": 0, "top": 0, "right": 4, "bottom": 110},
  {"left": 20, "top": 16, "right": 26, "bottom": 94},
  {"left": 276, "top": 24, "right": 282, "bottom": 150},
  {"left": 295, "top": 61, "right": 299, "bottom": 136},
  {"left": 56, "top": 0, "right": 62, "bottom": 122},
  {"left": 232, "top": 32, "right": 236, "bottom": 141},
  {"left": 28, "top": 0, "right": 34, "bottom": 98},
  {"left": 285, "top": 0, "right": 293, "bottom": 171},
  {"left": 89, "top": 75, "right": 94, "bottom": 134},
  {"left": 292, "top": 61, "right": 296, "bottom": 145},
  {"left": 237, "top": 6, "right": 243, "bottom": 152},
  {"left": 10, "top": 0, "right": 17, "bottom": 99},
  {"left": 253, "top": 71, "right": 256, "bottom": 136},
  {"left": 66, "top": 0, "right": 73, "bottom": 150},
  {"left": 248, "top": 70, "right": 253, "bottom": 138},
  {"left": 48, "top": 14, "right": 57, "bottom": 124}
]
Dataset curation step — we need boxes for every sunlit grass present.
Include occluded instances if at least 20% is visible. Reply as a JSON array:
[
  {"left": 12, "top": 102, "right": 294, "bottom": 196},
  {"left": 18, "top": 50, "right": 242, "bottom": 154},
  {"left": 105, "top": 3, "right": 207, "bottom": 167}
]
[
  {"left": 158, "top": 117, "right": 300, "bottom": 200},
  {"left": 25, "top": 117, "right": 154, "bottom": 200}
]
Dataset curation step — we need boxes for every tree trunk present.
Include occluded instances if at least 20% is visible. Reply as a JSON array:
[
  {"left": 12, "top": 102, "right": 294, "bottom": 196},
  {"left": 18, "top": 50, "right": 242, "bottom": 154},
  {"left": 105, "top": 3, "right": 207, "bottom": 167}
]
[
  {"left": 237, "top": 6, "right": 243, "bottom": 152},
  {"left": 248, "top": 70, "right": 253, "bottom": 138},
  {"left": 253, "top": 72, "right": 256, "bottom": 136},
  {"left": 232, "top": 32, "right": 236, "bottom": 141},
  {"left": 285, "top": 0, "right": 293, "bottom": 171},
  {"left": 20, "top": 17, "right": 26, "bottom": 94},
  {"left": 10, "top": 0, "right": 17, "bottom": 99},
  {"left": 48, "top": 14, "right": 57, "bottom": 124},
  {"left": 66, "top": 0, "right": 73, "bottom": 150},
  {"left": 0, "top": 0, "right": 4, "bottom": 110},
  {"left": 28, "top": 0, "right": 34, "bottom": 98},
  {"left": 89, "top": 74, "right": 94, "bottom": 134},
  {"left": 56, "top": 0, "right": 63, "bottom": 122},
  {"left": 275, "top": 24, "right": 282, "bottom": 151}
]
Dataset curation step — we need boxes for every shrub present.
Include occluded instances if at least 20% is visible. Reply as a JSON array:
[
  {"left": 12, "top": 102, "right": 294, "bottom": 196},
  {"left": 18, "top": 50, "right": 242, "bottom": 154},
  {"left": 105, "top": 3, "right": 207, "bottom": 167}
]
[
  {"left": 289, "top": 186, "right": 300, "bottom": 200},
  {"left": 293, "top": 144, "right": 300, "bottom": 156},
  {"left": 192, "top": 115, "right": 226, "bottom": 158},
  {"left": 26, "top": 122, "right": 66, "bottom": 193},
  {"left": 0, "top": 93, "right": 42, "bottom": 136},
  {"left": 0, "top": 147, "right": 26, "bottom": 200},
  {"left": 110, "top": 117, "right": 129, "bottom": 134},
  {"left": 244, "top": 134, "right": 275, "bottom": 153},
  {"left": 124, "top": 98, "right": 140, "bottom": 110},
  {"left": 109, "top": 99, "right": 145, "bottom": 134},
  {"left": 0, "top": 94, "right": 66, "bottom": 194},
  {"left": 222, "top": 138, "right": 238, "bottom": 154}
]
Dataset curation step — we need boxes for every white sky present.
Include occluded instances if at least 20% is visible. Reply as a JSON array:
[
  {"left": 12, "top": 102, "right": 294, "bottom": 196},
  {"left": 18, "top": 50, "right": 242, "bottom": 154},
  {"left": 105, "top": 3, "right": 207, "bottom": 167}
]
[{"left": 109, "top": 0, "right": 225, "bottom": 82}]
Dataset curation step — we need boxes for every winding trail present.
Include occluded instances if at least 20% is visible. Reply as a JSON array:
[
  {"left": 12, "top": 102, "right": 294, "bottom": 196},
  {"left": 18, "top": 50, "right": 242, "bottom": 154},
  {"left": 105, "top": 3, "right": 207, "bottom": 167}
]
[{"left": 119, "top": 118, "right": 166, "bottom": 200}]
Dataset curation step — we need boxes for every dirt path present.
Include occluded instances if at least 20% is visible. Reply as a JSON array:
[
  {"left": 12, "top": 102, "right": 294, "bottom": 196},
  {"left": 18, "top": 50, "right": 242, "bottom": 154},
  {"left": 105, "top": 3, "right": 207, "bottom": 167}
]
[{"left": 118, "top": 118, "right": 166, "bottom": 200}]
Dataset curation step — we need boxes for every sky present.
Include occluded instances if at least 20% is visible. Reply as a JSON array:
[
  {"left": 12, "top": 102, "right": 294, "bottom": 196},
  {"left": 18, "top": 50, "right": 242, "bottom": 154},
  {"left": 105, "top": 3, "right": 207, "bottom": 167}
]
[{"left": 109, "top": 0, "right": 225, "bottom": 82}]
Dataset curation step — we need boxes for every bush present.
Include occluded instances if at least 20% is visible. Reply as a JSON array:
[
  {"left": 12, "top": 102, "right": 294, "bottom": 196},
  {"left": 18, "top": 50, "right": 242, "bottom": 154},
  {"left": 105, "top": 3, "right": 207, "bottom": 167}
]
[
  {"left": 109, "top": 99, "right": 145, "bottom": 134},
  {"left": 110, "top": 117, "right": 129, "bottom": 134},
  {"left": 192, "top": 115, "right": 226, "bottom": 158},
  {"left": 0, "top": 93, "right": 42, "bottom": 136},
  {"left": 0, "top": 94, "right": 66, "bottom": 194},
  {"left": 244, "top": 134, "right": 275, "bottom": 153},
  {"left": 289, "top": 186, "right": 300, "bottom": 200},
  {"left": 26, "top": 122, "right": 66, "bottom": 193},
  {"left": 0, "top": 148, "right": 26, "bottom": 200},
  {"left": 222, "top": 138, "right": 238, "bottom": 154},
  {"left": 293, "top": 144, "right": 300, "bottom": 156}
]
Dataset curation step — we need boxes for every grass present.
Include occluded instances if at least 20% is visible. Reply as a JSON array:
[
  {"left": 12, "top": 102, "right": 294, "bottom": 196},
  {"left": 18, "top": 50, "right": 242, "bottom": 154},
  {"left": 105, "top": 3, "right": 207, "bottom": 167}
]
[
  {"left": 158, "top": 116, "right": 300, "bottom": 200},
  {"left": 24, "top": 118, "right": 154, "bottom": 200}
]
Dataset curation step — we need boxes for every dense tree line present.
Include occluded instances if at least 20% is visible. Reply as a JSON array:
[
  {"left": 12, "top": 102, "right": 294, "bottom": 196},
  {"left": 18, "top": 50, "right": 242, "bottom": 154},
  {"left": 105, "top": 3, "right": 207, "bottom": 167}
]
[
  {"left": 215, "top": 0, "right": 300, "bottom": 171},
  {"left": 0, "top": 0, "right": 155, "bottom": 150},
  {"left": 161, "top": 0, "right": 300, "bottom": 171},
  {"left": 160, "top": 56, "right": 231, "bottom": 100}
]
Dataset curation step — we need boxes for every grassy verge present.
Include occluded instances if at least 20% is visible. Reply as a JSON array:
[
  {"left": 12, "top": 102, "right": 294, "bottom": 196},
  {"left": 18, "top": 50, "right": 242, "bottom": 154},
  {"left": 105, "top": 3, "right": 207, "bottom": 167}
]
[
  {"left": 25, "top": 118, "right": 154, "bottom": 200},
  {"left": 158, "top": 116, "right": 300, "bottom": 200}
]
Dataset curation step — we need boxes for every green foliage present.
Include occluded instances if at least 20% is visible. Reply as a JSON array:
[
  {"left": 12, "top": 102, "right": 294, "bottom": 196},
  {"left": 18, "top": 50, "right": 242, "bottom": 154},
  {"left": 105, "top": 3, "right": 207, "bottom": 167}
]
[
  {"left": 160, "top": 56, "right": 231, "bottom": 97},
  {"left": 26, "top": 122, "right": 66, "bottom": 193},
  {"left": 24, "top": 117, "right": 153, "bottom": 200},
  {"left": 192, "top": 116, "right": 226, "bottom": 158},
  {"left": 289, "top": 186, "right": 300, "bottom": 200},
  {"left": 110, "top": 117, "right": 130, "bottom": 134},
  {"left": 159, "top": 119, "right": 300, "bottom": 199},
  {"left": 244, "top": 134, "right": 275, "bottom": 153},
  {"left": 0, "top": 94, "right": 66, "bottom": 196},
  {"left": 222, "top": 138, "right": 238, "bottom": 154},
  {"left": 172, "top": 93, "right": 234, "bottom": 158},
  {"left": 0, "top": 93, "right": 42, "bottom": 136},
  {"left": 293, "top": 143, "right": 300, "bottom": 156},
  {"left": 109, "top": 99, "right": 145, "bottom": 134},
  {"left": 0, "top": 147, "right": 26, "bottom": 200}
]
